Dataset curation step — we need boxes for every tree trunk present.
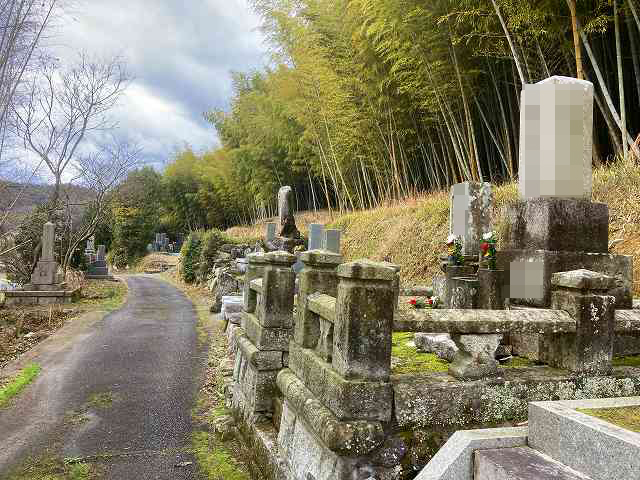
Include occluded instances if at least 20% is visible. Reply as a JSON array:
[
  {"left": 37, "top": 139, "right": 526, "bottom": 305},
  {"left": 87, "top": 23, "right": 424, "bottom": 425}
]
[
  {"left": 614, "top": 0, "right": 627, "bottom": 160},
  {"left": 566, "top": 0, "right": 584, "bottom": 79}
]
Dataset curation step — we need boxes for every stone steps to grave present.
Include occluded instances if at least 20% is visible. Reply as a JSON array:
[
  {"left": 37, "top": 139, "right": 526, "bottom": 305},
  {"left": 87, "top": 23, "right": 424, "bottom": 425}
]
[{"left": 474, "top": 447, "right": 592, "bottom": 480}]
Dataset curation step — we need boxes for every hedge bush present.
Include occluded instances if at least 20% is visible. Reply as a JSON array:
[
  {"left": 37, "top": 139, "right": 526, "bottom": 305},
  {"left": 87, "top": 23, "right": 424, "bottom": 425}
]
[{"left": 179, "top": 231, "right": 203, "bottom": 284}]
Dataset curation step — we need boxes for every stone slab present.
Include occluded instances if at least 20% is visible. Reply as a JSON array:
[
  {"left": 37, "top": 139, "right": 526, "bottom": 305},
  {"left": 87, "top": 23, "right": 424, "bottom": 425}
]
[
  {"left": 551, "top": 269, "right": 616, "bottom": 291},
  {"left": 474, "top": 447, "right": 592, "bottom": 480},
  {"left": 243, "top": 312, "right": 292, "bottom": 351},
  {"left": 528, "top": 397, "right": 640, "bottom": 480},
  {"left": 307, "top": 293, "right": 336, "bottom": 324},
  {"left": 393, "top": 308, "right": 575, "bottom": 334},
  {"left": 414, "top": 427, "right": 528, "bottom": 480},
  {"left": 2, "top": 287, "right": 80, "bottom": 306},
  {"left": 392, "top": 367, "right": 640, "bottom": 430},
  {"left": 236, "top": 332, "right": 285, "bottom": 370}
]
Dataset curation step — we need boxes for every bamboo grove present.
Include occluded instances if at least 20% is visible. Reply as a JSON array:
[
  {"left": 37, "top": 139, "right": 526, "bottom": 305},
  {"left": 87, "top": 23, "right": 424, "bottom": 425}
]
[{"left": 172, "top": 0, "right": 640, "bottom": 228}]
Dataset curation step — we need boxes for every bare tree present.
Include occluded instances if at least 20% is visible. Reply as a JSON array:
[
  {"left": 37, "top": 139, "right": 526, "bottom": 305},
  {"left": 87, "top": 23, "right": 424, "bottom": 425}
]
[
  {"left": 58, "top": 137, "right": 142, "bottom": 273},
  {"left": 12, "top": 53, "right": 130, "bottom": 208},
  {"left": 0, "top": 0, "right": 59, "bottom": 163}
]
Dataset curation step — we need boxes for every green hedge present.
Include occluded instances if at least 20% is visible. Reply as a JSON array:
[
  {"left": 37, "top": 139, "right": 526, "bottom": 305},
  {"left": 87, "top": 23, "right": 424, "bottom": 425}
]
[
  {"left": 198, "top": 228, "right": 231, "bottom": 282},
  {"left": 179, "top": 231, "right": 203, "bottom": 283}
]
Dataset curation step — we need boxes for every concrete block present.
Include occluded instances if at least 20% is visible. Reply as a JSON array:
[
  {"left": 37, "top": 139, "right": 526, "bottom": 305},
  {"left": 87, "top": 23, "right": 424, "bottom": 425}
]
[
  {"left": 529, "top": 397, "right": 640, "bottom": 480},
  {"left": 474, "top": 447, "right": 592, "bottom": 480},
  {"left": 414, "top": 427, "right": 528, "bottom": 480}
]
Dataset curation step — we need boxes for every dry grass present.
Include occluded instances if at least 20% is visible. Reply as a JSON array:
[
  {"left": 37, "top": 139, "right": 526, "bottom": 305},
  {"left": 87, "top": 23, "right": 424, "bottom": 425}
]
[
  {"left": 135, "top": 253, "right": 180, "bottom": 273},
  {"left": 225, "top": 159, "right": 640, "bottom": 296}
]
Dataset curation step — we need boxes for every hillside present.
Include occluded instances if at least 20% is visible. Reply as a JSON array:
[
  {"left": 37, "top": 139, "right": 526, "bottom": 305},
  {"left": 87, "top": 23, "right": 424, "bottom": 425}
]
[{"left": 227, "top": 159, "right": 640, "bottom": 297}]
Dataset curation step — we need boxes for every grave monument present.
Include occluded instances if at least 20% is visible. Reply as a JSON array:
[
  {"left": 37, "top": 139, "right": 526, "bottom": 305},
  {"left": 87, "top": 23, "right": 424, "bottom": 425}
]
[{"left": 4, "top": 222, "right": 79, "bottom": 305}]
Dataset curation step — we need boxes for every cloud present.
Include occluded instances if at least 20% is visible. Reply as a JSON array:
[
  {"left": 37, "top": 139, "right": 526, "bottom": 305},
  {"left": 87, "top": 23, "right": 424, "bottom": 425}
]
[{"left": 44, "top": 0, "right": 267, "bottom": 168}]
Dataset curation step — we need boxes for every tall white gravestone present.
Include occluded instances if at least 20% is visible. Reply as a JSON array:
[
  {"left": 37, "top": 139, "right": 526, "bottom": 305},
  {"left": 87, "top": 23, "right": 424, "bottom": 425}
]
[
  {"left": 308, "top": 224, "right": 325, "bottom": 250},
  {"left": 519, "top": 76, "right": 594, "bottom": 199}
]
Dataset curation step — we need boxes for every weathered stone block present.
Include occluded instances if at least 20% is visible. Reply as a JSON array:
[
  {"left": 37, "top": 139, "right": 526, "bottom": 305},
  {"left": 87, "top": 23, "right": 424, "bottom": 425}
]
[
  {"left": 502, "top": 198, "right": 608, "bottom": 253},
  {"left": 236, "top": 333, "right": 284, "bottom": 370},
  {"left": 333, "top": 260, "right": 396, "bottom": 382},
  {"left": 477, "top": 268, "right": 505, "bottom": 310},
  {"left": 288, "top": 343, "right": 392, "bottom": 422},
  {"left": 546, "top": 289, "right": 615, "bottom": 374},
  {"left": 257, "top": 251, "right": 296, "bottom": 328},
  {"left": 243, "top": 312, "right": 292, "bottom": 351},
  {"left": 448, "top": 334, "right": 502, "bottom": 380}
]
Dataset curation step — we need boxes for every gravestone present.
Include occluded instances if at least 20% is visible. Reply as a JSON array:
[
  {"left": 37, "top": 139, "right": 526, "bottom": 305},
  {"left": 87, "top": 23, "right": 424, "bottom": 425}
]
[
  {"left": 519, "top": 76, "right": 593, "bottom": 199},
  {"left": 30, "top": 222, "right": 61, "bottom": 286},
  {"left": 500, "top": 76, "right": 632, "bottom": 309},
  {"left": 278, "top": 186, "right": 297, "bottom": 237},
  {"left": 323, "top": 229, "right": 341, "bottom": 254},
  {"left": 265, "top": 222, "right": 277, "bottom": 242},
  {"left": 449, "top": 181, "right": 493, "bottom": 256},
  {"left": 88, "top": 245, "right": 109, "bottom": 276},
  {"left": 308, "top": 224, "right": 325, "bottom": 250}
]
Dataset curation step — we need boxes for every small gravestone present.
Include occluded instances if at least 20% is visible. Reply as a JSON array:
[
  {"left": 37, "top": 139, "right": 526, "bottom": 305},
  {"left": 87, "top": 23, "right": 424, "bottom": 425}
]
[
  {"left": 308, "top": 224, "right": 325, "bottom": 250},
  {"left": 265, "top": 222, "right": 277, "bottom": 242},
  {"left": 449, "top": 181, "right": 493, "bottom": 257},
  {"left": 323, "top": 229, "right": 341, "bottom": 254},
  {"left": 519, "top": 76, "right": 593, "bottom": 199},
  {"left": 31, "top": 222, "right": 62, "bottom": 286},
  {"left": 88, "top": 245, "right": 109, "bottom": 277},
  {"left": 278, "top": 186, "right": 297, "bottom": 237}
]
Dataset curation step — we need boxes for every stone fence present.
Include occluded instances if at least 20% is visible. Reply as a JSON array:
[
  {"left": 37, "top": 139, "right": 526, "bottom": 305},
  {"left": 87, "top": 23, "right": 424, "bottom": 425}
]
[{"left": 227, "top": 250, "right": 640, "bottom": 480}]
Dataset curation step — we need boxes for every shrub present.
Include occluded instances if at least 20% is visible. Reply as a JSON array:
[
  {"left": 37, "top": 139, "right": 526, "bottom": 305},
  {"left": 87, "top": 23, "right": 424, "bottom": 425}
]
[
  {"left": 198, "top": 228, "right": 230, "bottom": 282},
  {"left": 180, "top": 231, "right": 203, "bottom": 284}
]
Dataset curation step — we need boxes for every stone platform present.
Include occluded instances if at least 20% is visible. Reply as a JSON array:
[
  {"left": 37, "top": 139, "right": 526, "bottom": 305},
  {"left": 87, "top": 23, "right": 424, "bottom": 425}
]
[{"left": 3, "top": 286, "right": 81, "bottom": 306}]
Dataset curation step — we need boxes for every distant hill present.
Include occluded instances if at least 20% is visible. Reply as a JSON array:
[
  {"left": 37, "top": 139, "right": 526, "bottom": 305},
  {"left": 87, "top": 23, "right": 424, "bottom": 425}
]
[{"left": 0, "top": 181, "right": 95, "bottom": 229}]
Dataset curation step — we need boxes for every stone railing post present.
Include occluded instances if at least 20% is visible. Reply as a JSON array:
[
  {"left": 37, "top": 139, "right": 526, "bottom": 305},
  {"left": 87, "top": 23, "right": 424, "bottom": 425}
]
[
  {"left": 232, "top": 251, "right": 296, "bottom": 418},
  {"left": 243, "top": 252, "right": 268, "bottom": 314},
  {"left": 333, "top": 260, "right": 396, "bottom": 381},
  {"left": 258, "top": 251, "right": 297, "bottom": 329},
  {"left": 546, "top": 269, "right": 616, "bottom": 374},
  {"left": 294, "top": 250, "right": 343, "bottom": 349}
]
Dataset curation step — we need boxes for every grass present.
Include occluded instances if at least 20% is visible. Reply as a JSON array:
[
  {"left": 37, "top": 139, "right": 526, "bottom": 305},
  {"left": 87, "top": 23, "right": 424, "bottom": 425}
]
[
  {"left": 577, "top": 406, "right": 640, "bottom": 433},
  {"left": 613, "top": 355, "right": 640, "bottom": 367},
  {"left": 86, "top": 391, "right": 113, "bottom": 409},
  {"left": 191, "top": 431, "right": 249, "bottom": 480},
  {"left": 0, "top": 363, "right": 41, "bottom": 408},
  {"left": 77, "top": 280, "right": 128, "bottom": 311},
  {"left": 391, "top": 332, "right": 449, "bottom": 374},
  {"left": 6, "top": 456, "right": 97, "bottom": 480}
]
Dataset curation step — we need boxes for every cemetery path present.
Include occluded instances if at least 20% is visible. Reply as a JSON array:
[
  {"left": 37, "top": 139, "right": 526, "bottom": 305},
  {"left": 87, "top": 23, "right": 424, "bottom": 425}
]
[{"left": 0, "top": 274, "right": 207, "bottom": 479}]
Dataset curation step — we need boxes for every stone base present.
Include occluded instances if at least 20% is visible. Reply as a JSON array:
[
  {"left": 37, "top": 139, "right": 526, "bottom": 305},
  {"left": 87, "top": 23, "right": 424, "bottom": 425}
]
[
  {"left": 84, "top": 274, "right": 117, "bottom": 281},
  {"left": 448, "top": 334, "right": 502, "bottom": 380},
  {"left": 497, "top": 249, "right": 633, "bottom": 308},
  {"left": 2, "top": 287, "right": 80, "bottom": 306}
]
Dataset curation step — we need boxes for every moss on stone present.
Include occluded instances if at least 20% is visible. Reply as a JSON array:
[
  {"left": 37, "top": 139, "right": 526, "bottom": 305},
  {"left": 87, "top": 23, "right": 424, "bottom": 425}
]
[
  {"left": 391, "top": 332, "right": 449, "bottom": 374},
  {"left": 577, "top": 406, "right": 640, "bottom": 433},
  {"left": 192, "top": 431, "right": 250, "bottom": 480},
  {"left": 499, "top": 356, "right": 535, "bottom": 368},
  {"left": 613, "top": 355, "right": 640, "bottom": 367}
]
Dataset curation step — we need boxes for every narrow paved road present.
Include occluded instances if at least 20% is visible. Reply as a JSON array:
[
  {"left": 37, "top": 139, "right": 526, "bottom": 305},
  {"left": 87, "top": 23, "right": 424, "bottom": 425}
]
[{"left": 0, "top": 275, "right": 206, "bottom": 479}]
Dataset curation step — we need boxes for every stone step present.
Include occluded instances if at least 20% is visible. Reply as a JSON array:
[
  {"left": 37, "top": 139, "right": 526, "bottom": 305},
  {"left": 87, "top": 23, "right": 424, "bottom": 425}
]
[{"left": 474, "top": 447, "right": 592, "bottom": 480}]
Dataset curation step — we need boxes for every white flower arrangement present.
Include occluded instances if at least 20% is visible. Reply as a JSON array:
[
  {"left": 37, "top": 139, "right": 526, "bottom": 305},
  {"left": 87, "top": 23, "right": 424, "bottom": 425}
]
[{"left": 447, "top": 233, "right": 456, "bottom": 244}]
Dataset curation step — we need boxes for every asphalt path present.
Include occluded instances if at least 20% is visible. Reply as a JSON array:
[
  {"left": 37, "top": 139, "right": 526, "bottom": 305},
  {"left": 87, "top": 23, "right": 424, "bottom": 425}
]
[{"left": 0, "top": 275, "right": 206, "bottom": 479}]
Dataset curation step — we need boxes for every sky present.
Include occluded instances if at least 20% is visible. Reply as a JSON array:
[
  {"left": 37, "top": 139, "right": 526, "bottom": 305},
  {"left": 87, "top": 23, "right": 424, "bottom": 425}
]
[{"left": 46, "top": 0, "right": 268, "bottom": 170}]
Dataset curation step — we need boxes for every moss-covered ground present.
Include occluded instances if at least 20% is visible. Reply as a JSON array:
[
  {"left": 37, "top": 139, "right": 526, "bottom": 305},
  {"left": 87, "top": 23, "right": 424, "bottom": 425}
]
[
  {"left": 391, "top": 333, "right": 449, "bottom": 374},
  {"left": 0, "top": 363, "right": 40, "bottom": 408},
  {"left": 578, "top": 406, "right": 640, "bottom": 433},
  {"left": 6, "top": 456, "right": 99, "bottom": 480}
]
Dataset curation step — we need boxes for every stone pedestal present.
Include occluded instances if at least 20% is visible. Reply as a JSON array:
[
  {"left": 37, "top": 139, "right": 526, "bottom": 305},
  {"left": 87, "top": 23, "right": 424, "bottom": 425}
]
[
  {"left": 448, "top": 334, "right": 502, "bottom": 380},
  {"left": 544, "top": 269, "right": 616, "bottom": 374},
  {"left": 478, "top": 269, "right": 505, "bottom": 310}
]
